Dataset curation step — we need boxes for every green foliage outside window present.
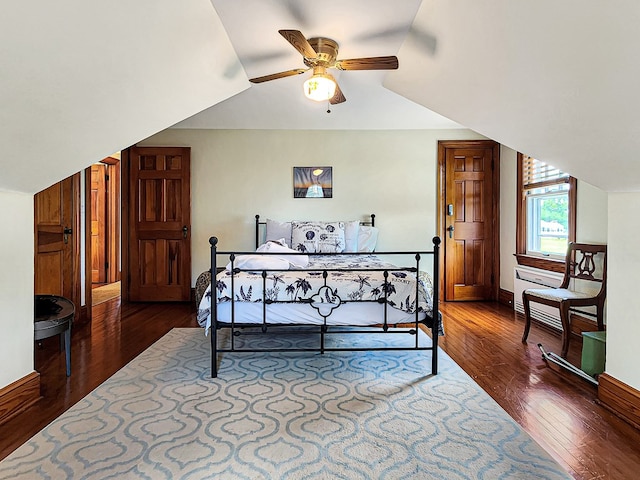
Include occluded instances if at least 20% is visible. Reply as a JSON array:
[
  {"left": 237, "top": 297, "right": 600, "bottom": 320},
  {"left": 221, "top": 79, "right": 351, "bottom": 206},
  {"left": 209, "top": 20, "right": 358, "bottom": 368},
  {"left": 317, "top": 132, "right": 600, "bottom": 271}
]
[{"left": 541, "top": 197, "right": 569, "bottom": 230}]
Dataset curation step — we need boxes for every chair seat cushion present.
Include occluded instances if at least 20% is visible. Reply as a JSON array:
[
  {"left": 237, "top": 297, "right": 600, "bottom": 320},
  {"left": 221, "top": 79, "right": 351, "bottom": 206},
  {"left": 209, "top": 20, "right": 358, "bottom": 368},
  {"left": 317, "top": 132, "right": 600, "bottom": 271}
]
[{"left": 524, "top": 288, "right": 594, "bottom": 302}]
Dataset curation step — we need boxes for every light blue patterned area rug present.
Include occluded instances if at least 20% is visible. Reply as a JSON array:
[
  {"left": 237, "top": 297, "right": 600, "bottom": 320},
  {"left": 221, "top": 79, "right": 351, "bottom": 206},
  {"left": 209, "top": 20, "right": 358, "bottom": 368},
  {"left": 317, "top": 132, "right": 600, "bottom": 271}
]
[{"left": 0, "top": 328, "right": 570, "bottom": 479}]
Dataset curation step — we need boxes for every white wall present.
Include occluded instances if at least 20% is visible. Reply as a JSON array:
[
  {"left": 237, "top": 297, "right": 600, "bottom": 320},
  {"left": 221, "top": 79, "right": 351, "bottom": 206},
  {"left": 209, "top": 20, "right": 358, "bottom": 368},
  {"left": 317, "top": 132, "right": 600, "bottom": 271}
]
[
  {"left": 0, "top": 127, "right": 488, "bottom": 394},
  {"left": 1, "top": 131, "right": 633, "bottom": 398},
  {"left": 0, "top": 191, "right": 35, "bottom": 387},
  {"left": 499, "top": 146, "right": 517, "bottom": 291},
  {"left": 607, "top": 193, "right": 640, "bottom": 388},
  {"left": 388, "top": 1, "right": 640, "bottom": 193},
  {"left": 138, "top": 128, "right": 486, "bottom": 281},
  {"left": 499, "top": 146, "right": 608, "bottom": 292},
  {"left": 0, "top": 0, "right": 249, "bottom": 195},
  {"left": 577, "top": 182, "right": 609, "bottom": 243}
]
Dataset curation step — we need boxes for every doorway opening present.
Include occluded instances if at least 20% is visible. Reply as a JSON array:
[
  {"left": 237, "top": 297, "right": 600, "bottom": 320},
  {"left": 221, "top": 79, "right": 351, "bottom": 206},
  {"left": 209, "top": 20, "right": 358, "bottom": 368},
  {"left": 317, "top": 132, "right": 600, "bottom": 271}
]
[{"left": 87, "top": 155, "right": 121, "bottom": 306}]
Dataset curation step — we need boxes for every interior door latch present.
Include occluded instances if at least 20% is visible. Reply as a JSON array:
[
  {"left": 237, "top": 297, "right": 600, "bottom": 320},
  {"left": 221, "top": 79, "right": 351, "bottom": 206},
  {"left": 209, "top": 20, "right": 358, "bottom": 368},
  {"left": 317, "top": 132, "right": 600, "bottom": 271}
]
[
  {"left": 446, "top": 225, "right": 454, "bottom": 238},
  {"left": 63, "top": 227, "right": 73, "bottom": 244}
]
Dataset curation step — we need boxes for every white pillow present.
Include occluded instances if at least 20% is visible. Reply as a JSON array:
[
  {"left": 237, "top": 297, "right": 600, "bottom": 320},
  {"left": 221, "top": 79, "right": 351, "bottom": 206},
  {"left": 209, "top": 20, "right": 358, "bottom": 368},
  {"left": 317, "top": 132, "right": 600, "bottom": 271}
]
[
  {"left": 265, "top": 219, "right": 292, "bottom": 246},
  {"left": 343, "top": 220, "right": 360, "bottom": 253},
  {"left": 226, "top": 255, "right": 290, "bottom": 272},
  {"left": 291, "top": 221, "right": 346, "bottom": 253},
  {"left": 257, "top": 240, "right": 309, "bottom": 268},
  {"left": 357, "top": 226, "right": 379, "bottom": 252}
]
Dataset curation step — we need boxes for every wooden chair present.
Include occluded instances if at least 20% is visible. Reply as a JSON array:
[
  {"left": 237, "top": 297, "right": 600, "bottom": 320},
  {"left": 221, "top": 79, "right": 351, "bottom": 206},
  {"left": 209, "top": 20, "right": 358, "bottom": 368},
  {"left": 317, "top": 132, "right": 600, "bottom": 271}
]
[{"left": 521, "top": 243, "right": 607, "bottom": 358}]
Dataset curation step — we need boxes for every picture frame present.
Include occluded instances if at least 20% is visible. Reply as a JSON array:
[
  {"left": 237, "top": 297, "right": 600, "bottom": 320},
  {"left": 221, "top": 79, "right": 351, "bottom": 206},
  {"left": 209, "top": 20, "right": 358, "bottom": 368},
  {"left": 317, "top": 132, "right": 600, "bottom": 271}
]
[{"left": 293, "top": 166, "right": 333, "bottom": 198}]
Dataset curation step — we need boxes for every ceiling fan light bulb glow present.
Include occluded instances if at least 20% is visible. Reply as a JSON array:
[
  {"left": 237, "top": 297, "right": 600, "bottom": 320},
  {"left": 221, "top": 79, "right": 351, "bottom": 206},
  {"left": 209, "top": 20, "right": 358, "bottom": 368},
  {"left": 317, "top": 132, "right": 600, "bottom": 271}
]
[{"left": 304, "top": 75, "right": 336, "bottom": 102}]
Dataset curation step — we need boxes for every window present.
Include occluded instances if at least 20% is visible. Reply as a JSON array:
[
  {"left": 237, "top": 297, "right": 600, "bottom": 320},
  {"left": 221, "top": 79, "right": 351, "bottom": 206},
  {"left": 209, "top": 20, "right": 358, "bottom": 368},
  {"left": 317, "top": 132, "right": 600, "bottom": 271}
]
[{"left": 516, "top": 153, "right": 576, "bottom": 272}]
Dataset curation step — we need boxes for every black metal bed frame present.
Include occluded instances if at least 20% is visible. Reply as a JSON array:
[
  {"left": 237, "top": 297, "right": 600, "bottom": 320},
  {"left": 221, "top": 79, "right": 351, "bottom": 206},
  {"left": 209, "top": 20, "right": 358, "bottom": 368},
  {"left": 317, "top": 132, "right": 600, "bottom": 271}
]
[{"left": 208, "top": 214, "right": 441, "bottom": 378}]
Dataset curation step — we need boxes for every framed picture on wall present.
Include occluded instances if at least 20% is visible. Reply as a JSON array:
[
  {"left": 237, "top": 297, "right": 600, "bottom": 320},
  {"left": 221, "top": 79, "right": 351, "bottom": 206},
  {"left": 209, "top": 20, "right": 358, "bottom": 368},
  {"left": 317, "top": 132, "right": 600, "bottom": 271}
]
[{"left": 293, "top": 166, "right": 333, "bottom": 198}]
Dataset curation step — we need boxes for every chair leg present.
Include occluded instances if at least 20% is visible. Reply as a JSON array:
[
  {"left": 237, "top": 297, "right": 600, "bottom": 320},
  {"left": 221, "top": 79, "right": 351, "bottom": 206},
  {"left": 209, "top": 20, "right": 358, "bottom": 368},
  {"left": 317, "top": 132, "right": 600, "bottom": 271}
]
[
  {"left": 596, "top": 302, "right": 605, "bottom": 331},
  {"left": 522, "top": 293, "right": 532, "bottom": 343},
  {"left": 559, "top": 302, "right": 571, "bottom": 358}
]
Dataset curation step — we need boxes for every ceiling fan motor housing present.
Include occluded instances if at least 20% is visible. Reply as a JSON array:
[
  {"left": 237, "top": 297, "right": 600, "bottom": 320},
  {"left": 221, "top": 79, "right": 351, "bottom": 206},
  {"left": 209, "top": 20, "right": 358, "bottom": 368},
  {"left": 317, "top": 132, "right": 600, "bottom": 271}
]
[{"left": 304, "top": 37, "right": 339, "bottom": 68}]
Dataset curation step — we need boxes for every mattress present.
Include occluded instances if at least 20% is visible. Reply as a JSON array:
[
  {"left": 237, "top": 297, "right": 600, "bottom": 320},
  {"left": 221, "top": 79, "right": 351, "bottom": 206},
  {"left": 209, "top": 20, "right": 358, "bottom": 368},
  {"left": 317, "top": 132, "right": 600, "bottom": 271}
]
[{"left": 197, "top": 254, "right": 434, "bottom": 335}]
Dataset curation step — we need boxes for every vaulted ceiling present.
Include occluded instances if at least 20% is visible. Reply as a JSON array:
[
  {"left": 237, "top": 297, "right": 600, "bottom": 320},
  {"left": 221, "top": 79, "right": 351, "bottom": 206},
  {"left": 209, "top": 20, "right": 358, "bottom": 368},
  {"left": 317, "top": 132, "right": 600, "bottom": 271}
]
[
  {"left": 2, "top": 0, "right": 639, "bottom": 193},
  {"left": 384, "top": 0, "right": 640, "bottom": 193},
  {"left": 175, "top": 0, "right": 459, "bottom": 131},
  {"left": 0, "top": 0, "right": 249, "bottom": 193}
]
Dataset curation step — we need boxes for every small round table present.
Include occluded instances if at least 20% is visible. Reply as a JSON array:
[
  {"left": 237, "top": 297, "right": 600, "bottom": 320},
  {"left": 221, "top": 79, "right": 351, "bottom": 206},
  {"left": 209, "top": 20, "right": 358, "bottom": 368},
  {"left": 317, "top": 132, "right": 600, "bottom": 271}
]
[{"left": 34, "top": 295, "right": 74, "bottom": 377}]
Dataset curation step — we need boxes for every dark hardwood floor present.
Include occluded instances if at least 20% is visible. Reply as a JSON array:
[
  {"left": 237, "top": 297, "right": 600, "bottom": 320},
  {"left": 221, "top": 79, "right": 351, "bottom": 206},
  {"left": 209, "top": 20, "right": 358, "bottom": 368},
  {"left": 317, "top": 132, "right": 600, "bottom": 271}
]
[
  {"left": 438, "top": 301, "right": 640, "bottom": 480},
  {"left": 0, "top": 299, "right": 198, "bottom": 462},
  {"left": 1, "top": 298, "right": 639, "bottom": 479}
]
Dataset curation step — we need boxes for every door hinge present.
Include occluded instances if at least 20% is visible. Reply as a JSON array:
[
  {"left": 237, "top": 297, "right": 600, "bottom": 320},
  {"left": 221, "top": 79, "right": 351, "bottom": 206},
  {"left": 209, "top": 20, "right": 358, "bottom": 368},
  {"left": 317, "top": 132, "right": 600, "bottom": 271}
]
[
  {"left": 105, "top": 173, "right": 110, "bottom": 181},
  {"left": 105, "top": 261, "right": 109, "bottom": 270},
  {"left": 491, "top": 273, "right": 495, "bottom": 284}
]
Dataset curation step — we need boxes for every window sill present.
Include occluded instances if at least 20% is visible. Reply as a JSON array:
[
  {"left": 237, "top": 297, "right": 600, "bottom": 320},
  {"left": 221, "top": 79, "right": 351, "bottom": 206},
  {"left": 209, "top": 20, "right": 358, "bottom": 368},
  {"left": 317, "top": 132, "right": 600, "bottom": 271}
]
[{"left": 515, "top": 254, "right": 565, "bottom": 273}]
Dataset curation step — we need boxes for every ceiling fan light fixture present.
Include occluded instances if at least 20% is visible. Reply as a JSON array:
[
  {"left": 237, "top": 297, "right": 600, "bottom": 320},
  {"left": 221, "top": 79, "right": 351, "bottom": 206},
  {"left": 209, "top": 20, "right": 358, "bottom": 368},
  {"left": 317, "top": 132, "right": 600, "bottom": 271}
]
[{"left": 303, "top": 74, "right": 336, "bottom": 102}]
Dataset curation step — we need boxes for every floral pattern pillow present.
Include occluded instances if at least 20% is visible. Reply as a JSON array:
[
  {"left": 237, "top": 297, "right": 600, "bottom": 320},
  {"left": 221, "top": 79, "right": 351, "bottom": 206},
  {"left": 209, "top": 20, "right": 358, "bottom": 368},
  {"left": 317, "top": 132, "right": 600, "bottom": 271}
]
[{"left": 291, "top": 221, "right": 346, "bottom": 253}]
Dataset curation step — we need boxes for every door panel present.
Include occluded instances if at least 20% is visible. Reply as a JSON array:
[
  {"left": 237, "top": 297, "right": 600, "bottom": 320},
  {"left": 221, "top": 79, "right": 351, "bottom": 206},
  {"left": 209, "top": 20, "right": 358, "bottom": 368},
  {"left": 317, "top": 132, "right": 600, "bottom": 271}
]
[
  {"left": 91, "top": 164, "right": 107, "bottom": 284},
  {"left": 439, "top": 141, "right": 499, "bottom": 301},
  {"left": 35, "top": 253, "right": 64, "bottom": 295},
  {"left": 127, "top": 147, "right": 191, "bottom": 302},
  {"left": 34, "top": 175, "right": 80, "bottom": 311},
  {"left": 105, "top": 159, "right": 121, "bottom": 284}
]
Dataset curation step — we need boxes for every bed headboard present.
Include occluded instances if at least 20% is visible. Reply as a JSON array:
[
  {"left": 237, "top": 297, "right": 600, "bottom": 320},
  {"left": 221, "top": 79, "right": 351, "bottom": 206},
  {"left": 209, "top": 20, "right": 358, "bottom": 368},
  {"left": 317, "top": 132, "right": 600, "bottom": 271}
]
[{"left": 254, "top": 214, "right": 375, "bottom": 249}]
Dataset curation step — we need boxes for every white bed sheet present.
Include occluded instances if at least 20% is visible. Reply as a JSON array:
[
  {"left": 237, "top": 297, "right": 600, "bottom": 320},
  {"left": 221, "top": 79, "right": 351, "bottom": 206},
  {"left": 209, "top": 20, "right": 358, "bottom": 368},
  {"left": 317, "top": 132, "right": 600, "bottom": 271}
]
[
  {"left": 200, "top": 302, "right": 426, "bottom": 334},
  {"left": 196, "top": 253, "right": 435, "bottom": 335}
]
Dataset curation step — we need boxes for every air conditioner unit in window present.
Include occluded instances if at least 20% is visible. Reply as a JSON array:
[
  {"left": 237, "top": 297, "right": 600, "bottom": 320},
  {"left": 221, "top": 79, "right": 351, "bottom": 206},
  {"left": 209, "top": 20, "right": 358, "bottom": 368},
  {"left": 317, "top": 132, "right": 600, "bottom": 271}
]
[{"left": 513, "top": 265, "right": 564, "bottom": 331}]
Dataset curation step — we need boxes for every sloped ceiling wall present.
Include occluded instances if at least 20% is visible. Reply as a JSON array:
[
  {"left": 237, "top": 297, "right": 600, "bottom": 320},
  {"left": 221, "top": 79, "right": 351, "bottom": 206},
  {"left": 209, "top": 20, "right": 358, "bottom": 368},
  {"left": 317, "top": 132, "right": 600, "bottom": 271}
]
[
  {"left": 386, "top": 0, "right": 640, "bottom": 193},
  {"left": 0, "top": 0, "right": 248, "bottom": 194},
  {"left": 3, "top": 1, "right": 638, "bottom": 194}
]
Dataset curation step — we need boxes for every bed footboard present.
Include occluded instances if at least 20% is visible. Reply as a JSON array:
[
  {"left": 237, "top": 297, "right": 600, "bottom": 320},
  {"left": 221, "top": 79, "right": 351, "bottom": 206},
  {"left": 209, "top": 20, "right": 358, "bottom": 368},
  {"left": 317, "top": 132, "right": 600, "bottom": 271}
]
[{"left": 207, "top": 235, "right": 441, "bottom": 378}]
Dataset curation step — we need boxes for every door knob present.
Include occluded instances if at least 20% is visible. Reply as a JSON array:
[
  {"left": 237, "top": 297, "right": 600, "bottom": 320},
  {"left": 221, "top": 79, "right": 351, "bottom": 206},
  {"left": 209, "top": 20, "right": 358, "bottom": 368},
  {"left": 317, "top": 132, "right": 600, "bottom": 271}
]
[
  {"left": 63, "top": 227, "right": 73, "bottom": 244},
  {"left": 182, "top": 226, "right": 188, "bottom": 239},
  {"left": 446, "top": 225, "right": 454, "bottom": 238}
]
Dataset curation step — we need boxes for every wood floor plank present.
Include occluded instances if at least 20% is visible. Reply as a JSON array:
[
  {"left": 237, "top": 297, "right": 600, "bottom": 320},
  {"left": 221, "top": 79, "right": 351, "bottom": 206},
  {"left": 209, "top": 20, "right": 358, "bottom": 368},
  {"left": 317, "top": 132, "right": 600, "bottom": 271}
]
[
  {"left": 438, "top": 301, "right": 640, "bottom": 480},
  {"left": 0, "top": 298, "right": 198, "bottom": 461},
  {"left": 1, "top": 298, "right": 639, "bottom": 480}
]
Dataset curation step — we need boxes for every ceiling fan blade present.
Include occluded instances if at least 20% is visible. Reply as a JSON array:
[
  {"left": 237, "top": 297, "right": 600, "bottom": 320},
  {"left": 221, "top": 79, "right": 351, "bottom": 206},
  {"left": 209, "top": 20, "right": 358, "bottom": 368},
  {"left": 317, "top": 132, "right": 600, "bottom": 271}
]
[
  {"left": 278, "top": 30, "right": 317, "bottom": 59},
  {"left": 352, "top": 26, "right": 408, "bottom": 42},
  {"left": 243, "top": 51, "right": 292, "bottom": 65},
  {"left": 335, "top": 56, "right": 399, "bottom": 71},
  {"left": 353, "top": 26, "right": 438, "bottom": 56},
  {"left": 249, "top": 68, "right": 307, "bottom": 84},
  {"left": 327, "top": 75, "right": 346, "bottom": 104},
  {"left": 408, "top": 26, "right": 438, "bottom": 56},
  {"left": 282, "top": 0, "right": 309, "bottom": 28}
]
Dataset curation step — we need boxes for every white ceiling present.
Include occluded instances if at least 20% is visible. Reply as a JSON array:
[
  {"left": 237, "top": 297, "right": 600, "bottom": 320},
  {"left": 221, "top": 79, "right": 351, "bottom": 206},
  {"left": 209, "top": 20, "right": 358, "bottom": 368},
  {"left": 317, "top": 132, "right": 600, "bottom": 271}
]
[
  {"left": 2, "top": 0, "right": 640, "bottom": 193},
  {"left": 0, "top": 0, "right": 248, "bottom": 194},
  {"left": 179, "top": 0, "right": 640, "bottom": 193},
  {"left": 387, "top": 0, "right": 640, "bottom": 192},
  {"left": 174, "top": 0, "right": 461, "bottom": 130}
]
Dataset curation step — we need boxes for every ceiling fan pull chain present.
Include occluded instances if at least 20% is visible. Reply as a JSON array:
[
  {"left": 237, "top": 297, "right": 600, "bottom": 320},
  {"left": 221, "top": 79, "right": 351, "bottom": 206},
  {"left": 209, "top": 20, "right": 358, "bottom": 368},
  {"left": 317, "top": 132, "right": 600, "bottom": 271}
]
[{"left": 326, "top": 100, "right": 331, "bottom": 114}]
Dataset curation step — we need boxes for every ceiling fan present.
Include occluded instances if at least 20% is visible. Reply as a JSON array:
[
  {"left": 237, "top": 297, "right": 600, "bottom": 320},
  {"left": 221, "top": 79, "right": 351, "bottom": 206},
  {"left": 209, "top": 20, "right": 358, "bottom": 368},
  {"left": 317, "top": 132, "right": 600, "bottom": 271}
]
[{"left": 249, "top": 30, "right": 399, "bottom": 105}]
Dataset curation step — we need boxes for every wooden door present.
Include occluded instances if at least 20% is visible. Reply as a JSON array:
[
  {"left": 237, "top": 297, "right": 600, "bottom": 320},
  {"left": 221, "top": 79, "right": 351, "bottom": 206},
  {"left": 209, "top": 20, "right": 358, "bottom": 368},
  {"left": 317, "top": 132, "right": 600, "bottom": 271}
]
[
  {"left": 34, "top": 174, "right": 81, "bottom": 310},
  {"left": 126, "top": 147, "right": 191, "bottom": 302},
  {"left": 438, "top": 140, "right": 499, "bottom": 301},
  {"left": 105, "top": 159, "right": 121, "bottom": 284},
  {"left": 90, "top": 164, "right": 107, "bottom": 284}
]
